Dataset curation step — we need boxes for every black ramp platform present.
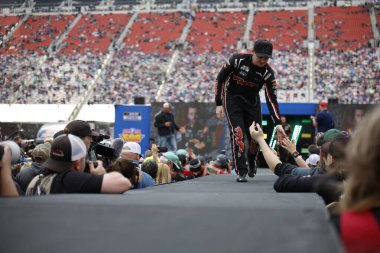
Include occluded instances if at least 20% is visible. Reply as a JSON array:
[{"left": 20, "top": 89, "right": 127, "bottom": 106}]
[{"left": 0, "top": 169, "right": 342, "bottom": 253}]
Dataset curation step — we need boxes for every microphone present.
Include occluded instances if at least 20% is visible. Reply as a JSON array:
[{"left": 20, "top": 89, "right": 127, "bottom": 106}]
[{"left": 112, "top": 138, "right": 124, "bottom": 159}]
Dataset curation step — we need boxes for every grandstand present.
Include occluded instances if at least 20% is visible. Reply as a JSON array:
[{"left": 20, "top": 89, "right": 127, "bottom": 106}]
[
  {"left": 1, "top": 3, "right": 380, "bottom": 252},
  {"left": 0, "top": 0, "right": 379, "bottom": 117}
]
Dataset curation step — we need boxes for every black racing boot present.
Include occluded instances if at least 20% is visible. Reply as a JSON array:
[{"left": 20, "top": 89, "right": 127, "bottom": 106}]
[
  {"left": 236, "top": 172, "right": 248, "bottom": 182},
  {"left": 247, "top": 154, "right": 257, "bottom": 178}
]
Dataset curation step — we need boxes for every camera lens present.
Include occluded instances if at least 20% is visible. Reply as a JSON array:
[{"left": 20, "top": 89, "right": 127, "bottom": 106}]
[{"left": 0, "top": 141, "right": 21, "bottom": 165}]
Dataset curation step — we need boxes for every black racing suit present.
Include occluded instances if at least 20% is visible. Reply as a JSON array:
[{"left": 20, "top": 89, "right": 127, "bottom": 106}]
[{"left": 215, "top": 53, "right": 281, "bottom": 175}]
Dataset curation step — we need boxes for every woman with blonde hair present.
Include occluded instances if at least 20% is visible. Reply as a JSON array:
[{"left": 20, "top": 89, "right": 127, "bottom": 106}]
[
  {"left": 334, "top": 107, "right": 380, "bottom": 253},
  {"left": 156, "top": 163, "right": 172, "bottom": 185}
]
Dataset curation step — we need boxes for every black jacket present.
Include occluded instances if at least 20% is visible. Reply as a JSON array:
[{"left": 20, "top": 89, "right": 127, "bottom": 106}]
[
  {"left": 215, "top": 53, "right": 281, "bottom": 125},
  {"left": 154, "top": 110, "right": 179, "bottom": 137},
  {"left": 273, "top": 163, "right": 344, "bottom": 205},
  {"left": 15, "top": 162, "right": 46, "bottom": 194}
]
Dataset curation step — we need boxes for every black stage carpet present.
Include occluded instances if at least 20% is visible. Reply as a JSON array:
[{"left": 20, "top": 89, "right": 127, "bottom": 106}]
[{"left": 0, "top": 169, "right": 342, "bottom": 253}]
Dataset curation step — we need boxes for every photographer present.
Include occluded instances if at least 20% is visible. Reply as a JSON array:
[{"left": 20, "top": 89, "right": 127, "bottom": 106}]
[
  {"left": 120, "top": 142, "right": 155, "bottom": 189},
  {"left": 63, "top": 120, "right": 106, "bottom": 174},
  {"left": 26, "top": 134, "right": 131, "bottom": 195},
  {"left": 0, "top": 143, "right": 19, "bottom": 196},
  {"left": 15, "top": 144, "right": 50, "bottom": 194}
]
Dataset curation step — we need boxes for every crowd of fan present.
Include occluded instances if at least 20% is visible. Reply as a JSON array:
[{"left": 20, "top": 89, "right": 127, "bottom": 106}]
[
  {"left": 0, "top": 45, "right": 378, "bottom": 104},
  {"left": 251, "top": 10, "right": 308, "bottom": 51},
  {"left": 314, "top": 6, "right": 373, "bottom": 50},
  {"left": 3, "top": 14, "right": 74, "bottom": 55},
  {"left": 89, "top": 49, "right": 170, "bottom": 104},
  {"left": 315, "top": 48, "right": 380, "bottom": 104},
  {"left": 186, "top": 10, "right": 246, "bottom": 52},
  {"left": 6, "top": 53, "right": 101, "bottom": 104},
  {"left": 1, "top": 120, "right": 234, "bottom": 196},
  {"left": 124, "top": 12, "right": 187, "bottom": 53},
  {"left": 1, "top": 107, "right": 380, "bottom": 252},
  {"left": 60, "top": 13, "right": 128, "bottom": 54}
]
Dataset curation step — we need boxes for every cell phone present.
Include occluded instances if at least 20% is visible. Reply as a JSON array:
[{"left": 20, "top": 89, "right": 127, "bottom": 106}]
[{"left": 157, "top": 146, "right": 168, "bottom": 152}]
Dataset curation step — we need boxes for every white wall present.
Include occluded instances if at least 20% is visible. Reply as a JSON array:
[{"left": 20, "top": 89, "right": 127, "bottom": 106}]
[
  {"left": 76, "top": 104, "right": 115, "bottom": 123},
  {"left": 0, "top": 104, "right": 116, "bottom": 123}
]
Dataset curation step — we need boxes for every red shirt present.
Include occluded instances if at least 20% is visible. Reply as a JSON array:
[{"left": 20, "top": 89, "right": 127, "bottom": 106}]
[{"left": 341, "top": 210, "right": 380, "bottom": 253}]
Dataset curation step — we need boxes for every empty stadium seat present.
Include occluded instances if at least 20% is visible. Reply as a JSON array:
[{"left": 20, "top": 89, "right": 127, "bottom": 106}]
[
  {"left": 250, "top": 9, "right": 308, "bottom": 50},
  {"left": 61, "top": 13, "right": 131, "bottom": 54},
  {"left": 124, "top": 12, "right": 186, "bottom": 54},
  {"left": 314, "top": 6, "right": 373, "bottom": 50}
]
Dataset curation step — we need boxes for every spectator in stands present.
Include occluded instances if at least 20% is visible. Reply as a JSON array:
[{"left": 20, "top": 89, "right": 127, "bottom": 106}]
[
  {"left": 120, "top": 142, "right": 155, "bottom": 189},
  {"left": 0, "top": 143, "right": 19, "bottom": 196},
  {"left": 315, "top": 48, "right": 379, "bottom": 105},
  {"left": 215, "top": 40, "right": 286, "bottom": 183},
  {"left": 311, "top": 102, "right": 335, "bottom": 133},
  {"left": 26, "top": 134, "right": 131, "bottom": 195},
  {"left": 154, "top": 102, "right": 180, "bottom": 152},
  {"left": 15, "top": 143, "right": 50, "bottom": 194},
  {"left": 333, "top": 107, "right": 380, "bottom": 252},
  {"left": 249, "top": 122, "right": 348, "bottom": 205},
  {"left": 156, "top": 163, "right": 172, "bottom": 185}
]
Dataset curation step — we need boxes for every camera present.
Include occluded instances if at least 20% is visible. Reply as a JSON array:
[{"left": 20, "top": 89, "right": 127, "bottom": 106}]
[
  {"left": 0, "top": 141, "right": 21, "bottom": 165},
  {"left": 157, "top": 146, "right": 168, "bottom": 153},
  {"left": 88, "top": 134, "right": 116, "bottom": 169}
]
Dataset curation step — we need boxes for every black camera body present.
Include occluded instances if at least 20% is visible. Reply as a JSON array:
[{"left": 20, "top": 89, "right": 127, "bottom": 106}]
[{"left": 88, "top": 134, "right": 116, "bottom": 170}]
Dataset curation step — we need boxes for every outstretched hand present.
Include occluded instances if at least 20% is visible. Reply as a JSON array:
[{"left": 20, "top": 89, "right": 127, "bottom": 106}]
[
  {"left": 249, "top": 122, "right": 264, "bottom": 141},
  {"left": 281, "top": 138, "right": 297, "bottom": 154},
  {"left": 275, "top": 125, "right": 286, "bottom": 143}
]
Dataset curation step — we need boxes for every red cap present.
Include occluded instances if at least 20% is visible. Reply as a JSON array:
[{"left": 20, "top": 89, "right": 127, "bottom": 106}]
[{"left": 319, "top": 102, "right": 328, "bottom": 107}]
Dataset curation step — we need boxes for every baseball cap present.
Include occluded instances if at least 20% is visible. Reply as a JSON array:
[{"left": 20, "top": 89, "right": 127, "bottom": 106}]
[
  {"left": 319, "top": 102, "right": 328, "bottom": 107},
  {"left": 213, "top": 154, "right": 228, "bottom": 167},
  {"left": 64, "top": 120, "right": 100, "bottom": 138},
  {"left": 322, "top": 129, "right": 343, "bottom": 144},
  {"left": 43, "top": 134, "right": 87, "bottom": 172},
  {"left": 53, "top": 130, "right": 65, "bottom": 139},
  {"left": 189, "top": 158, "right": 202, "bottom": 173},
  {"left": 306, "top": 154, "right": 320, "bottom": 166},
  {"left": 322, "top": 134, "right": 350, "bottom": 158},
  {"left": 31, "top": 144, "right": 50, "bottom": 163},
  {"left": 163, "top": 151, "right": 181, "bottom": 170},
  {"left": 253, "top": 40, "right": 273, "bottom": 58},
  {"left": 163, "top": 102, "right": 171, "bottom": 108},
  {"left": 176, "top": 149, "right": 187, "bottom": 156},
  {"left": 122, "top": 142, "right": 142, "bottom": 156}
]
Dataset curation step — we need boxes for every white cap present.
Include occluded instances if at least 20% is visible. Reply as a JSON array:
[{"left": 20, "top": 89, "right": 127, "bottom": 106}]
[
  {"left": 122, "top": 142, "right": 141, "bottom": 156},
  {"left": 306, "top": 154, "right": 320, "bottom": 166},
  {"left": 163, "top": 102, "right": 170, "bottom": 108}
]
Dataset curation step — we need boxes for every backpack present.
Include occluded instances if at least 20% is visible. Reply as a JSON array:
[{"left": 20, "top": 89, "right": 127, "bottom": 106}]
[{"left": 26, "top": 173, "right": 57, "bottom": 196}]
